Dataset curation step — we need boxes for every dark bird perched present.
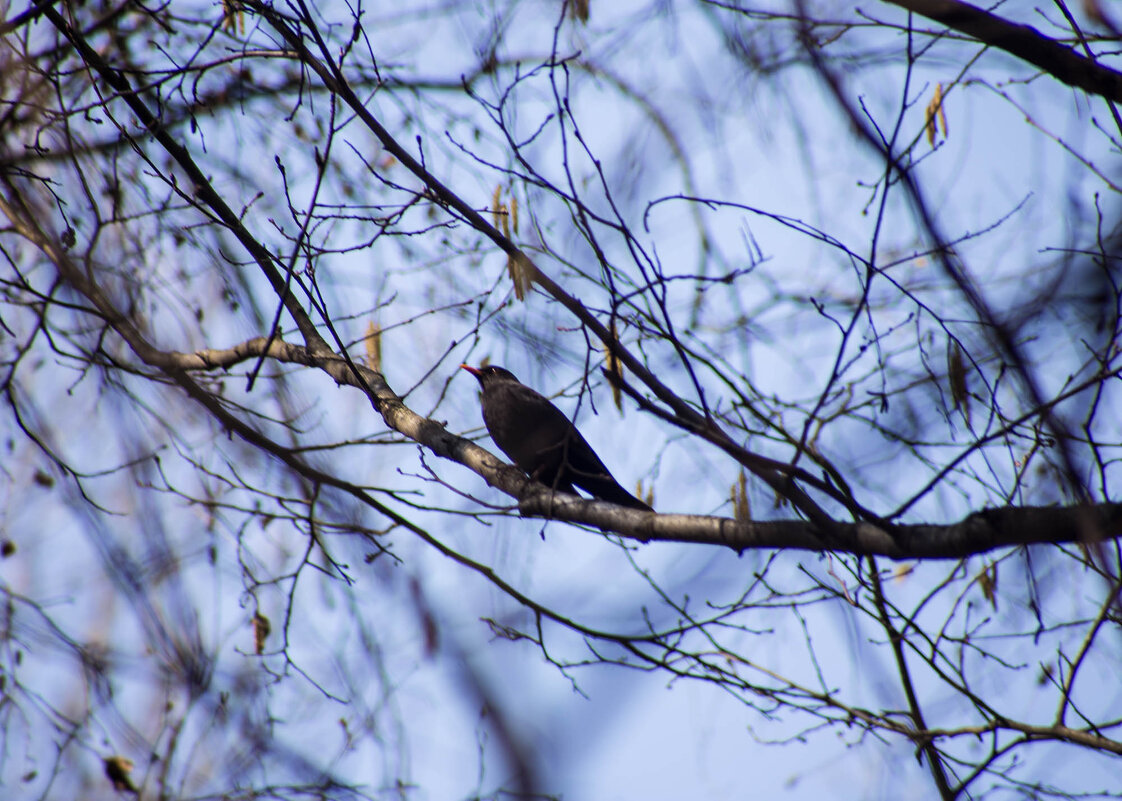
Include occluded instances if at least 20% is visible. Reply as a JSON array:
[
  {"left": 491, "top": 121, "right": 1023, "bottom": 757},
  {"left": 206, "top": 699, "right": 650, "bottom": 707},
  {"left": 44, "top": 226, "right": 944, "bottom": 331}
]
[{"left": 461, "top": 364, "right": 653, "bottom": 511}]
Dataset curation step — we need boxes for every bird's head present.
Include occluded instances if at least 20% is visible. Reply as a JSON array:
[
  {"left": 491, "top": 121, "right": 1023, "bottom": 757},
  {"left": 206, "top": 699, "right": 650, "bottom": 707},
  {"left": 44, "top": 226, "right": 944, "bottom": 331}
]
[{"left": 460, "top": 363, "right": 519, "bottom": 386}]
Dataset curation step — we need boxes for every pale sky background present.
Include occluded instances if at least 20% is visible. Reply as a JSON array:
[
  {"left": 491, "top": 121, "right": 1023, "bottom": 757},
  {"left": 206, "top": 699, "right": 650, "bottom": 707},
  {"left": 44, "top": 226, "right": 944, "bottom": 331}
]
[{"left": 2, "top": 1, "right": 1119, "bottom": 799}]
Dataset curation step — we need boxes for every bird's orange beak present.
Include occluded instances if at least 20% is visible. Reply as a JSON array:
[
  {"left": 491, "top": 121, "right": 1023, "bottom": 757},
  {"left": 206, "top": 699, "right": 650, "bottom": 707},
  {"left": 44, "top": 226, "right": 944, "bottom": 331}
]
[{"left": 460, "top": 363, "right": 481, "bottom": 377}]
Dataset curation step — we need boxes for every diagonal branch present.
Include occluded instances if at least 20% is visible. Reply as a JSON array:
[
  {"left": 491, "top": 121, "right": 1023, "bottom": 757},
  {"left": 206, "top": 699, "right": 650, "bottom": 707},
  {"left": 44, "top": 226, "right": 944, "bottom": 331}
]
[{"left": 881, "top": 0, "right": 1122, "bottom": 102}]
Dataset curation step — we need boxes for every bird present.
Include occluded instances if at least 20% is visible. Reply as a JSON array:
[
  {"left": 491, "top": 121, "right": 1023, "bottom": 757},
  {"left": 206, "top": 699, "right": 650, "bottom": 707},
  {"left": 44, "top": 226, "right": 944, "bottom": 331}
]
[{"left": 461, "top": 364, "right": 653, "bottom": 511}]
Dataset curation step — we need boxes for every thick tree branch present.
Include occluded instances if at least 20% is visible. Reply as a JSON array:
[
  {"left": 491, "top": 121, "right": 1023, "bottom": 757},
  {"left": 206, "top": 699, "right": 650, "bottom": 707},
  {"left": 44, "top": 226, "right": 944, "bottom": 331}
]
[
  {"left": 880, "top": 0, "right": 1122, "bottom": 102},
  {"left": 55, "top": 324, "right": 1122, "bottom": 558},
  {"left": 138, "top": 340, "right": 1122, "bottom": 557}
]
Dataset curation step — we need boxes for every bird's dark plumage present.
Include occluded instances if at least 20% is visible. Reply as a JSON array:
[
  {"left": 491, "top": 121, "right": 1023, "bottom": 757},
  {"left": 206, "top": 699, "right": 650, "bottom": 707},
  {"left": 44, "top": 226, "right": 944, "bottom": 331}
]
[{"left": 461, "top": 364, "right": 652, "bottom": 511}]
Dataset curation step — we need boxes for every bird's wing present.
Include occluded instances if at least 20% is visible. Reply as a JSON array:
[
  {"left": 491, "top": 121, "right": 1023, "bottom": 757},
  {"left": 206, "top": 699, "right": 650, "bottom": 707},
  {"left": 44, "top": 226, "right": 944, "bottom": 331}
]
[
  {"left": 482, "top": 381, "right": 650, "bottom": 509},
  {"left": 483, "top": 383, "right": 603, "bottom": 469}
]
